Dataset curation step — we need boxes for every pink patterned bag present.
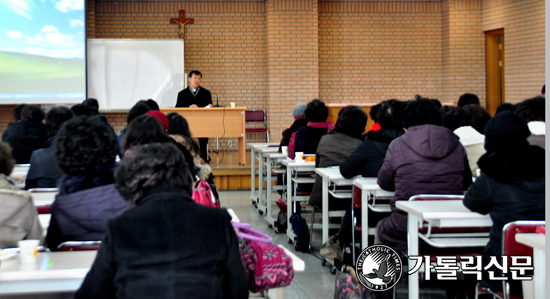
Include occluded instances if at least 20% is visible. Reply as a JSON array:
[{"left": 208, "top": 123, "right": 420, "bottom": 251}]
[
  {"left": 191, "top": 179, "right": 219, "bottom": 208},
  {"left": 232, "top": 222, "right": 294, "bottom": 292}
]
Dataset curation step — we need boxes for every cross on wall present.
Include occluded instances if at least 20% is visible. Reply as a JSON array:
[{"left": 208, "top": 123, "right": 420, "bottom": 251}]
[{"left": 169, "top": 10, "right": 194, "bottom": 39}]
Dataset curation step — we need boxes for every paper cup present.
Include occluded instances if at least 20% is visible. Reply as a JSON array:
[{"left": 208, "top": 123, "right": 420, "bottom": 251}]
[
  {"left": 230, "top": 102, "right": 235, "bottom": 108},
  {"left": 295, "top": 152, "right": 304, "bottom": 162},
  {"left": 18, "top": 239, "right": 40, "bottom": 263},
  {"left": 281, "top": 146, "right": 288, "bottom": 156}
]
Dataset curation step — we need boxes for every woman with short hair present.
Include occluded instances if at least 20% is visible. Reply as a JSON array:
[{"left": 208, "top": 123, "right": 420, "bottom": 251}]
[
  {"left": 46, "top": 116, "right": 131, "bottom": 251},
  {"left": 75, "top": 143, "right": 248, "bottom": 299}
]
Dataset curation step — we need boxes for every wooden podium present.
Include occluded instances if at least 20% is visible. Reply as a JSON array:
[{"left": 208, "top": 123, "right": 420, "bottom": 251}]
[{"left": 161, "top": 107, "right": 247, "bottom": 165}]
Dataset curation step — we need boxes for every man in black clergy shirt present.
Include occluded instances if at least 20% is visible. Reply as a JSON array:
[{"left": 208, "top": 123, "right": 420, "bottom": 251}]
[{"left": 176, "top": 70, "right": 212, "bottom": 163}]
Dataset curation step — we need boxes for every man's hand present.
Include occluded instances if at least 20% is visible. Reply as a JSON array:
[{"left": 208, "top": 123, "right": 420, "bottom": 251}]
[
  {"left": 189, "top": 104, "right": 198, "bottom": 108},
  {"left": 206, "top": 104, "right": 213, "bottom": 108}
]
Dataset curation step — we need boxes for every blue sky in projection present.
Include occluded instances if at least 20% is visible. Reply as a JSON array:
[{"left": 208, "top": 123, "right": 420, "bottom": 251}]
[{"left": 0, "top": 0, "right": 84, "bottom": 59}]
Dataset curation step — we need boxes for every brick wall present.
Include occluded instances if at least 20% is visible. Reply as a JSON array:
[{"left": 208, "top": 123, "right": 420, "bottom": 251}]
[
  {"left": 319, "top": 1, "right": 443, "bottom": 103},
  {"left": 0, "top": 0, "right": 545, "bottom": 140},
  {"left": 482, "top": 0, "right": 545, "bottom": 103},
  {"left": 441, "top": 0, "right": 486, "bottom": 104},
  {"left": 266, "top": 0, "right": 320, "bottom": 140}
]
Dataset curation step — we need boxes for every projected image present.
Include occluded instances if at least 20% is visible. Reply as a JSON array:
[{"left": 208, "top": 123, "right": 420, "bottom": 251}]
[{"left": 0, "top": 0, "right": 86, "bottom": 103}]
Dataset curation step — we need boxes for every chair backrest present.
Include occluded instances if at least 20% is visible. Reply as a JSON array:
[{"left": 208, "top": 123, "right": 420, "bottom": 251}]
[
  {"left": 57, "top": 241, "right": 101, "bottom": 251},
  {"left": 353, "top": 185, "right": 362, "bottom": 209},
  {"left": 36, "top": 204, "right": 51, "bottom": 214},
  {"left": 29, "top": 188, "right": 59, "bottom": 206},
  {"left": 409, "top": 194, "right": 464, "bottom": 201},
  {"left": 245, "top": 110, "right": 266, "bottom": 123},
  {"left": 502, "top": 220, "right": 545, "bottom": 256}
]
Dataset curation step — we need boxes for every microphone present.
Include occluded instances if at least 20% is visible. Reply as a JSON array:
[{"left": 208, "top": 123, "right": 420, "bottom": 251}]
[{"left": 211, "top": 91, "right": 222, "bottom": 107}]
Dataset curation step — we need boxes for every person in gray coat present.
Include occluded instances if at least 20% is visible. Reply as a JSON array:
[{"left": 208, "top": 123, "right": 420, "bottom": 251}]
[
  {"left": 376, "top": 97, "right": 472, "bottom": 251},
  {"left": 0, "top": 142, "right": 43, "bottom": 248},
  {"left": 308, "top": 106, "right": 368, "bottom": 210}
]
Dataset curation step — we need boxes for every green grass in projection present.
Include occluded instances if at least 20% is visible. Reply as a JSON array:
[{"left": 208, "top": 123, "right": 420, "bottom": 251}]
[{"left": 0, "top": 51, "right": 85, "bottom": 94}]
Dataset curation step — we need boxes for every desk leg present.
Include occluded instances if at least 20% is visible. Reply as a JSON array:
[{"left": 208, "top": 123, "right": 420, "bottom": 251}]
[
  {"left": 258, "top": 152, "right": 264, "bottom": 208},
  {"left": 286, "top": 166, "right": 295, "bottom": 241},
  {"left": 250, "top": 148, "right": 256, "bottom": 203},
  {"left": 408, "top": 214, "right": 419, "bottom": 299},
  {"left": 322, "top": 177, "right": 329, "bottom": 245},
  {"left": 265, "top": 157, "right": 273, "bottom": 225},
  {"left": 361, "top": 191, "right": 369, "bottom": 251},
  {"left": 534, "top": 248, "right": 545, "bottom": 299},
  {"left": 238, "top": 136, "right": 246, "bottom": 165}
]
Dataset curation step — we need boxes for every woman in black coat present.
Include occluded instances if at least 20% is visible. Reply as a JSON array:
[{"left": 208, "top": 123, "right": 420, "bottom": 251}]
[
  {"left": 336, "top": 100, "right": 405, "bottom": 246},
  {"left": 463, "top": 111, "right": 545, "bottom": 296},
  {"left": 75, "top": 143, "right": 248, "bottom": 299}
]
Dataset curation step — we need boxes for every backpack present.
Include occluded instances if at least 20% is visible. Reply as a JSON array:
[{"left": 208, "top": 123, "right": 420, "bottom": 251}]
[
  {"left": 289, "top": 213, "right": 310, "bottom": 253},
  {"left": 191, "top": 179, "right": 219, "bottom": 208}
]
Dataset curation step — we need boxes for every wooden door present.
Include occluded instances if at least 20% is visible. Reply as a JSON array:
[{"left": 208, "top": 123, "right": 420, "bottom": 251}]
[{"left": 485, "top": 29, "right": 505, "bottom": 116}]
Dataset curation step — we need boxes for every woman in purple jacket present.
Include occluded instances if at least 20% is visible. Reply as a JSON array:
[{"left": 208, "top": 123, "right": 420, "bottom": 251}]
[{"left": 375, "top": 97, "right": 472, "bottom": 251}]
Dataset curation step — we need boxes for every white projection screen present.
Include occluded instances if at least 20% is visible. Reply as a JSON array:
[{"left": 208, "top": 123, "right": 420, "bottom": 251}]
[
  {"left": 0, "top": 0, "right": 86, "bottom": 104},
  {"left": 87, "top": 39, "right": 184, "bottom": 110}
]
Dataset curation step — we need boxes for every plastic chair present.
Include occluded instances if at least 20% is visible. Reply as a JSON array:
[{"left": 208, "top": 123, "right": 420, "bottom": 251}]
[
  {"left": 474, "top": 220, "right": 544, "bottom": 299},
  {"left": 57, "top": 241, "right": 101, "bottom": 251},
  {"left": 245, "top": 110, "right": 269, "bottom": 142}
]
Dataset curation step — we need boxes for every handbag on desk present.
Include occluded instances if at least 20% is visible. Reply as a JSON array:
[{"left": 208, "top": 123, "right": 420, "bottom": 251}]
[{"left": 232, "top": 222, "right": 294, "bottom": 293}]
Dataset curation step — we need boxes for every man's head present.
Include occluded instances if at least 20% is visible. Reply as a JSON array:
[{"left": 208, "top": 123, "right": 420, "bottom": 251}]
[{"left": 188, "top": 70, "right": 202, "bottom": 90}]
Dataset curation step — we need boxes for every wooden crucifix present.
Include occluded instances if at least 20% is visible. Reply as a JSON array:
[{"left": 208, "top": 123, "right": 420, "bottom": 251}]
[{"left": 169, "top": 10, "right": 194, "bottom": 39}]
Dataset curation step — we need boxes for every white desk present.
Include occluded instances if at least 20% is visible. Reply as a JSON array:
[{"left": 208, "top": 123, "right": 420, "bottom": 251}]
[
  {"left": 516, "top": 233, "right": 545, "bottom": 299},
  {"left": 264, "top": 152, "right": 287, "bottom": 228},
  {"left": 0, "top": 251, "right": 96, "bottom": 294},
  {"left": 353, "top": 178, "right": 394, "bottom": 250},
  {"left": 314, "top": 167, "right": 358, "bottom": 245},
  {"left": 281, "top": 159, "right": 315, "bottom": 242},
  {"left": 255, "top": 146, "right": 280, "bottom": 215},
  {"left": 248, "top": 143, "right": 279, "bottom": 207},
  {"left": 396, "top": 200, "right": 492, "bottom": 299}
]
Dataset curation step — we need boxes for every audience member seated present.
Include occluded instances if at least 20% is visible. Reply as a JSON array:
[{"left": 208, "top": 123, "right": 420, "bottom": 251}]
[
  {"left": 279, "top": 103, "right": 308, "bottom": 152},
  {"left": 0, "top": 142, "right": 43, "bottom": 248},
  {"left": 288, "top": 99, "right": 334, "bottom": 159},
  {"left": 463, "top": 111, "right": 545, "bottom": 296},
  {"left": 1, "top": 103, "right": 27, "bottom": 141},
  {"left": 122, "top": 115, "right": 196, "bottom": 180},
  {"left": 82, "top": 98, "right": 100, "bottom": 116},
  {"left": 167, "top": 112, "right": 201, "bottom": 165},
  {"left": 70, "top": 104, "right": 94, "bottom": 117},
  {"left": 75, "top": 143, "right": 248, "bottom": 299},
  {"left": 117, "top": 100, "right": 151, "bottom": 146},
  {"left": 340, "top": 100, "right": 405, "bottom": 178},
  {"left": 25, "top": 106, "right": 74, "bottom": 189},
  {"left": 146, "top": 98, "right": 160, "bottom": 110},
  {"left": 336, "top": 99, "right": 405, "bottom": 246},
  {"left": 515, "top": 95, "right": 545, "bottom": 149},
  {"left": 308, "top": 105, "right": 368, "bottom": 210},
  {"left": 462, "top": 104, "right": 491, "bottom": 134},
  {"left": 376, "top": 97, "right": 472, "bottom": 251},
  {"left": 442, "top": 107, "right": 485, "bottom": 177},
  {"left": 457, "top": 93, "right": 480, "bottom": 107},
  {"left": 46, "top": 116, "right": 132, "bottom": 251},
  {"left": 495, "top": 102, "right": 516, "bottom": 114},
  {"left": 367, "top": 102, "right": 382, "bottom": 133},
  {"left": 3, "top": 105, "right": 48, "bottom": 164}
]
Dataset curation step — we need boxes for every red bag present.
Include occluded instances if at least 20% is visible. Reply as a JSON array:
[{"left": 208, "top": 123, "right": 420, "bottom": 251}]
[{"left": 191, "top": 179, "right": 219, "bottom": 208}]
